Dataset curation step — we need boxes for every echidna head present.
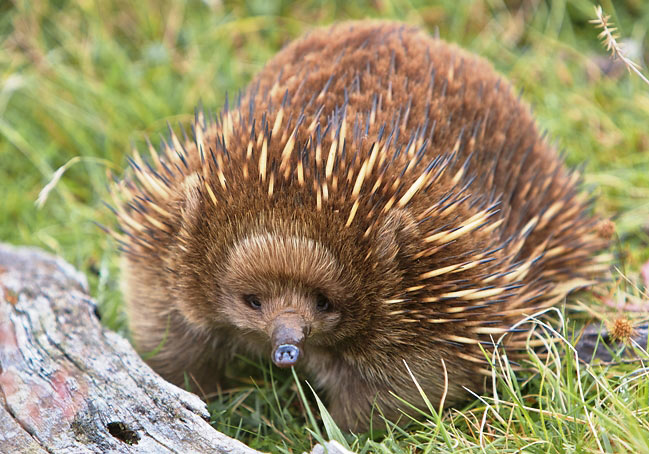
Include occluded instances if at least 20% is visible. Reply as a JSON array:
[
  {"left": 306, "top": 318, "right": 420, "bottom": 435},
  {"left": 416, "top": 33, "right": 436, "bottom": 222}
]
[
  {"left": 169, "top": 174, "right": 420, "bottom": 369},
  {"left": 217, "top": 234, "right": 345, "bottom": 367}
]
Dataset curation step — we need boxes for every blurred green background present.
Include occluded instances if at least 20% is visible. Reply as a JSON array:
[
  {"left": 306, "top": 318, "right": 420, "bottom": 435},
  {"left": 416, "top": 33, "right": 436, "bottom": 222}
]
[{"left": 2, "top": 0, "right": 649, "bottom": 452}]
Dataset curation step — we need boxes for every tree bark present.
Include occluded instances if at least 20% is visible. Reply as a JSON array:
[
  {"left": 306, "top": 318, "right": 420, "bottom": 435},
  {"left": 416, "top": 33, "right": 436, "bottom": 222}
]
[{"left": 0, "top": 243, "right": 262, "bottom": 454}]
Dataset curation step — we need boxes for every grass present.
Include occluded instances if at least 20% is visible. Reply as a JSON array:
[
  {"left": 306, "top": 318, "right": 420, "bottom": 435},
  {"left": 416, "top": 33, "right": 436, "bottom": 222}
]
[{"left": 2, "top": 0, "right": 649, "bottom": 452}]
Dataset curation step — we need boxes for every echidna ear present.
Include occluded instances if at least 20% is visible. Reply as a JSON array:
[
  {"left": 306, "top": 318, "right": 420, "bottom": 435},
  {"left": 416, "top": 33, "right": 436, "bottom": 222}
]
[{"left": 375, "top": 209, "right": 420, "bottom": 263}]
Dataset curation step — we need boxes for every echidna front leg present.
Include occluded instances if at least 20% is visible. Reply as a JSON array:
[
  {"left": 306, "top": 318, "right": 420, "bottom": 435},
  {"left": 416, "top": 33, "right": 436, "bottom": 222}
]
[
  {"left": 132, "top": 310, "right": 228, "bottom": 395},
  {"left": 313, "top": 351, "right": 478, "bottom": 432},
  {"left": 122, "top": 257, "right": 228, "bottom": 394},
  {"left": 324, "top": 375, "right": 380, "bottom": 432},
  {"left": 326, "top": 377, "right": 419, "bottom": 432},
  {"left": 306, "top": 354, "right": 384, "bottom": 432}
]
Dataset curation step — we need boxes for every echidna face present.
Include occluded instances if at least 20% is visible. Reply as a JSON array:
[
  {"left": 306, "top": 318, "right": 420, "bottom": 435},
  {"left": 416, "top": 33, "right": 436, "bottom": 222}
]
[
  {"left": 168, "top": 174, "right": 417, "bottom": 366},
  {"left": 216, "top": 233, "right": 345, "bottom": 367}
]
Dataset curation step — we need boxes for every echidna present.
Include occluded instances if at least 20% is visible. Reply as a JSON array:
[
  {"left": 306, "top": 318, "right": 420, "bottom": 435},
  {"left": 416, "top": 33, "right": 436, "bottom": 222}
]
[{"left": 109, "top": 21, "right": 608, "bottom": 431}]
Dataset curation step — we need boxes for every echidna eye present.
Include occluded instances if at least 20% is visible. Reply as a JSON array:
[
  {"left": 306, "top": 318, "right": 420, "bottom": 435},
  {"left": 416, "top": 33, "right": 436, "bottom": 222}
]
[
  {"left": 315, "top": 292, "right": 330, "bottom": 312},
  {"left": 244, "top": 294, "right": 261, "bottom": 310}
]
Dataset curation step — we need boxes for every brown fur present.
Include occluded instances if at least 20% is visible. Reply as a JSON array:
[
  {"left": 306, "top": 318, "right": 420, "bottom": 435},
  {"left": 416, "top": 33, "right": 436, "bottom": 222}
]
[{"left": 112, "top": 21, "right": 608, "bottom": 431}]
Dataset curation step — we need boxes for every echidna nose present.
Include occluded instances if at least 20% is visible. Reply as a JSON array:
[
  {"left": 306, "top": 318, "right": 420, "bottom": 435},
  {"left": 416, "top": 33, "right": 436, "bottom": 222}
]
[{"left": 273, "top": 344, "right": 300, "bottom": 368}]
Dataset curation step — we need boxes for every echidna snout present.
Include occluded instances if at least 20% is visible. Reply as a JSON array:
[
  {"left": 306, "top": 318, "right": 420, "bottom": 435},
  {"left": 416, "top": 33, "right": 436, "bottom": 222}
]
[
  {"left": 270, "top": 312, "right": 307, "bottom": 368},
  {"left": 274, "top": 344, "right": 301, "bottom": 367}
]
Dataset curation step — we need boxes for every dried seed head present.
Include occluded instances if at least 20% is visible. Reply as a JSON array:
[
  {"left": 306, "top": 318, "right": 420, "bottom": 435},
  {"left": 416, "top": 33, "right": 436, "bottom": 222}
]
[
  {"left": 607, "top": 317, "right": 636, "bottom": 344},
  {"left": 596, "top": 219, "right": 615, "bottom": 240}
]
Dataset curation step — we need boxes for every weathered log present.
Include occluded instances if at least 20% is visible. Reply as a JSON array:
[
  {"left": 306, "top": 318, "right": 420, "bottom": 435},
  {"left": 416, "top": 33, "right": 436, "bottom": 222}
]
[{"left": 0, "top": 243, "right": 263, "bottom": 454}]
